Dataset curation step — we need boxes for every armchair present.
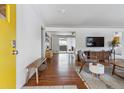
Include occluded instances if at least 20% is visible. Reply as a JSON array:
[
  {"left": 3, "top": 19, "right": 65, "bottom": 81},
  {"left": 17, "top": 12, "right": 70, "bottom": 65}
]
[{"left": 78, "top": 50, "right": 98, "bottom": 73}]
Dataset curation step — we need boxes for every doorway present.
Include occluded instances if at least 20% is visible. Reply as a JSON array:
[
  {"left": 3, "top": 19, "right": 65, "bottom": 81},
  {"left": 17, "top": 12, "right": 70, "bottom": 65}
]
[
  {"left": 59, "top": 37, "right": 76, "bottom": 53},
  {"left": 59, "top": 38, "right": 67, "bottom": 52}
]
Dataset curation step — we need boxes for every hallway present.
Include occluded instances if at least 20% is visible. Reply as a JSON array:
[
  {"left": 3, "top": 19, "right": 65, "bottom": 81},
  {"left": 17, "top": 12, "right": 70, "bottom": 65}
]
[{"left": 25, "top": 53, "right": 87, "bottom": 89}]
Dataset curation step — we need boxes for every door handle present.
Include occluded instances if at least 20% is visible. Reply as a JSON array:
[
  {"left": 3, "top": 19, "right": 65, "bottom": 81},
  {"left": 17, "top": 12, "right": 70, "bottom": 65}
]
[{"left": 12, "top": 50, "right": 18, "bottom": 55}]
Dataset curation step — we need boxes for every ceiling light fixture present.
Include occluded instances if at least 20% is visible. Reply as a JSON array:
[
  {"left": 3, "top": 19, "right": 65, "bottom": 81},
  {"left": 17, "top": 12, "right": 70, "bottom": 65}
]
[{"left": 58, "top": 9, "right": 66, "bottom": 14}]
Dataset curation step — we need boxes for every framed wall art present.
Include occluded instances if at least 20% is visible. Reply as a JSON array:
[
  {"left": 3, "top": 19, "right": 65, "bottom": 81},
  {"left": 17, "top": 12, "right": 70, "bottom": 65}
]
[{"left": 0, "top": 4, "right": 10, "bottom": 22}]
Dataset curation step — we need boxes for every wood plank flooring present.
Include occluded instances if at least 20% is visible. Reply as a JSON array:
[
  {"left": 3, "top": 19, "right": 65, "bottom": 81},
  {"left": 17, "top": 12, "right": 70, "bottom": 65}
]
[{"left": 25, "top": 53, "right": 87, "bottom": 89}]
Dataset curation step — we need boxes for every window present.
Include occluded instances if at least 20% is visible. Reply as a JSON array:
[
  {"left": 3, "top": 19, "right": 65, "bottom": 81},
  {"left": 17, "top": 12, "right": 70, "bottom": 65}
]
[
  {"left": 0, "top": 4, "right": 6, "bottom": 19},
  {"left": 59, "top": 38, "right": 67, "bottom": 45}
]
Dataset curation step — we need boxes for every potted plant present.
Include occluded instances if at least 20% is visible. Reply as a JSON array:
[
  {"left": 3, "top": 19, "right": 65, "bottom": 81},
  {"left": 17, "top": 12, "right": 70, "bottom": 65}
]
[{"left": 111, "top": 37, "right": 120, "bottom": 60}]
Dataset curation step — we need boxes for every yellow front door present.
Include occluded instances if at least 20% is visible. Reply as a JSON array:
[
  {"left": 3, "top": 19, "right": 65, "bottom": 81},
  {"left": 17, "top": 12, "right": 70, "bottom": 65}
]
[{"left": 0, "top": 4, "right": 16, "bottom": 89}]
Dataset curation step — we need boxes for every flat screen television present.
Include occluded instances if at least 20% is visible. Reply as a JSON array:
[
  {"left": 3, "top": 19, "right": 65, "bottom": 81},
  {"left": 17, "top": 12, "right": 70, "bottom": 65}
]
[{"left": 86, "top": 37, "right": 104, "bottom": 47}]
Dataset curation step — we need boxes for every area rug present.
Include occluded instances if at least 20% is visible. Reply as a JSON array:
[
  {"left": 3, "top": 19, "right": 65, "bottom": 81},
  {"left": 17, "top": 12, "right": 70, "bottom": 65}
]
[
  {"left": 22, "top": 85, "right": 77, "bottom": 89},
  {"left": 75, "top": 65, "right": 124, "bottom": 89}
]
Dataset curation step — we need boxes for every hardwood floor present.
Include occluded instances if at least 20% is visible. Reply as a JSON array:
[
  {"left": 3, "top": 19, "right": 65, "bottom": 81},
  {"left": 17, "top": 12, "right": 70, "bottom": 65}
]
[{"left": 25, "top": 53, "right": 87, "bottom": 89}]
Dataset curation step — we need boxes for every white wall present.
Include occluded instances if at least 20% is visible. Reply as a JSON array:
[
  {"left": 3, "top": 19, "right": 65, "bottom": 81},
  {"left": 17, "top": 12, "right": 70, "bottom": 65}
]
[
  {"left": 46, "top": 27, "right": 124, "bottom": 54},
  {"left": 52, "top": 35, "right": 59, "bottom": 53},
  {"left": 41, "top": 29, "right": 46, "bottom": 58},
  {"left": 16, "top": 5, "right": 44, "bottom": 88},
  {"left": 67, "top": 37, "right": 75, "bottom": 50},
  {"left": 75, "top": 28, "right": 124, "bottom": 52}
]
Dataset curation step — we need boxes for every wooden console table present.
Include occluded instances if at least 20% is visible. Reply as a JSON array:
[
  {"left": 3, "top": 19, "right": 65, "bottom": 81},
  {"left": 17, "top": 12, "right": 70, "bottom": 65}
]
[
  {"left": 26, "top": 57, "right": 47, "bottom": 84},
  {"left": 84, "top": 50, "right": 111, "bottom": 62},
  {"left": 111, "top": 59, "right": 124, "bottom": 79}
]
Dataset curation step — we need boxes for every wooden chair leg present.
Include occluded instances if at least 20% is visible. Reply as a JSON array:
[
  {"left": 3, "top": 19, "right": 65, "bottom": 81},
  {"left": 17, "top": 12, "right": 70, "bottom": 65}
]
[
  {"left": 36, "top": 68, "right": 39, "bottom": 84},
  {"left": 26, "top": 68, "right": 30, "bottom": 83},
  {"left": 112, "top": 65, "right": 115, "bottom": 75},
  {"left": 79, "top": 63, "right": 85, "bottom": 73}
]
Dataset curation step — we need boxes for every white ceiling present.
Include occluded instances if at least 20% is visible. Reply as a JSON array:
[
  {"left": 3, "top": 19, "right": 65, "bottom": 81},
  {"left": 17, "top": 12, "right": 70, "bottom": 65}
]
[{"left": 32, "top": 4, "right": 124, "bottom": 28}]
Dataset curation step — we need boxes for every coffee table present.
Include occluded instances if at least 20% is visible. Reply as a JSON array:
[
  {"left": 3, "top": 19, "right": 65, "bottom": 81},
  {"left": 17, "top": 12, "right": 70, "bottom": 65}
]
[{"left": 89, "top": 63, "right": 104, "bottom": 77}]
